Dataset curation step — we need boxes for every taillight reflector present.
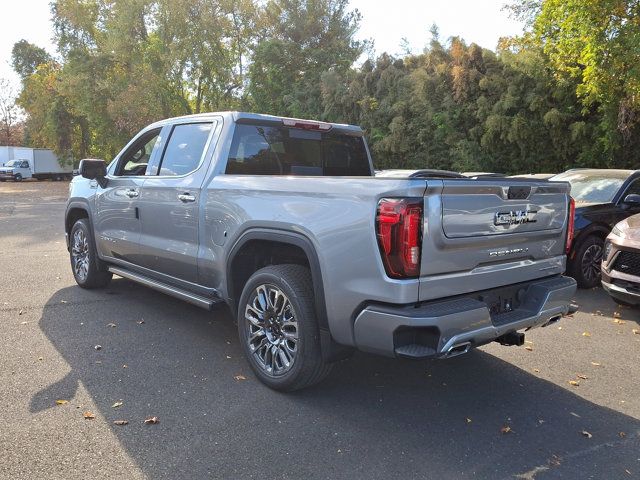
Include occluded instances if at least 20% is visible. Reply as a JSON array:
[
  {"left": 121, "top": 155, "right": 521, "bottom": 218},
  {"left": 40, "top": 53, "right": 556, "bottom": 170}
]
[
  {"left": 376, "top": 198, "right": 423, "bottom": 278},
  {"left": 566, "top": 196, "right": 575, "bottom": 254}
]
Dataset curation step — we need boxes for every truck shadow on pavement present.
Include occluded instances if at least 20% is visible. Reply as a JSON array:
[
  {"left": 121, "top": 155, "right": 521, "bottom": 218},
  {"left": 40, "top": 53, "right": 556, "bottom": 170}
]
[{"left": 33, "top": 280, "right": 640, "bottom": 480}]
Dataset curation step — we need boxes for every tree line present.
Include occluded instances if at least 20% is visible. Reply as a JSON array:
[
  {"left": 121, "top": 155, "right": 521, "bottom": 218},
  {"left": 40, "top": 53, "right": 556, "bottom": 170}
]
[{"left": 7, "top": 0, "right": 640, "bottom": 173}]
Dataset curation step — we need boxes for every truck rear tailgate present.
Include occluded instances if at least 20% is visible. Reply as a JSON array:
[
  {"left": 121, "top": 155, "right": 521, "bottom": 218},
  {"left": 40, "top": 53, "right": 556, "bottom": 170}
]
[{"left": 418, "top": 179, "right": 571, "bottom": 302}]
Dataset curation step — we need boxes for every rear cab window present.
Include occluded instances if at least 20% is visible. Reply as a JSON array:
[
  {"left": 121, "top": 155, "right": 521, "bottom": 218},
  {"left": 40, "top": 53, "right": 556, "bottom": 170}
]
[
  {"left": 155, "top": 123, "right": 213, "bottom": 176},
  {"left": 225, "top": 122, "right": 372, "bottom": 176}
]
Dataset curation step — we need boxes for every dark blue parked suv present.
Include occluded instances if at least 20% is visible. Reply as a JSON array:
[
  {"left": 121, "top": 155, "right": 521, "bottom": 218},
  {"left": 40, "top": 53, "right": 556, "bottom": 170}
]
[{"left": 550, "top": 169, "right": 640, "bottom": 288}]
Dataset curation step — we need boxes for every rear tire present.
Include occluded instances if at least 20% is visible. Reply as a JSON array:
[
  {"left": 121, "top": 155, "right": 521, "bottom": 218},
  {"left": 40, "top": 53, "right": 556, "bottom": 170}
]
[
  {"left": 568, "top": 235, "right": 604, "bottom": 289},
  {"left": 237, "top": 264, "right": 332, "bottom": 391},
  {"left": 70, "top": 218, "right": 112, "bottom": 289}
]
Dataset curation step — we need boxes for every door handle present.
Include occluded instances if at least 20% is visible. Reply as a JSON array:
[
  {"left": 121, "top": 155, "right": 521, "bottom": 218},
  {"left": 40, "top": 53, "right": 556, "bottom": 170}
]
[
  {"left": 125, "top": 189, "right": 139, "bottom": 198},
  {"left": 178, "top": 193, "right": 196, "bottom": 203}
]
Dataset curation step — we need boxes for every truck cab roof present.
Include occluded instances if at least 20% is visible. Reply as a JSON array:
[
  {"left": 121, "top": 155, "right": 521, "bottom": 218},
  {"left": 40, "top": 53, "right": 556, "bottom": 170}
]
[{"left": 146, "top": 111, "right": 364, "bottom": 135}]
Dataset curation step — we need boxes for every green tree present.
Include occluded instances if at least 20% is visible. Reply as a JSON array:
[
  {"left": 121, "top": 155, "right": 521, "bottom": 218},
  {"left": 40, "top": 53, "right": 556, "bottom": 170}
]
[
  {"left": 11, "top": 40, "right": 52, "bottom": 80},
  {"left": 517, "top": 0, "right": 640, "bottom": 166},
  {"left": 248, "top": 0, "right": 367, "bottom": 117}
]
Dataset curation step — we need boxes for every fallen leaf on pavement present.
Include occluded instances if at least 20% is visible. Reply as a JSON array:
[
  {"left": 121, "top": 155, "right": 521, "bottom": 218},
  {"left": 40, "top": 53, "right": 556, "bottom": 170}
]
[
  {"left": 111, "top": 401, "right": 123, "bottom": 408},
  {"left": 137, "top": 320, "right": 145, "bottom": 325},
  {"left": 144, "top": 416, "right": 159, "bottom": 424},
  {"left": 94, "top": 345, "right": 102, "bottom": 350},
  {"left": 581, "top": 430, "right": 592, "bottom": 439},
  {"left": 576, "top": 374, "right": 588, "bottom": 380},
  {"left": 234, "top": 375, "right": 247, "bottom": 381},
  {"left": 18, "top": 310, "right": 23, "bottom": 315},
  {"left": 465, "top": 417, "right": 472, "bottom": 424},
  {"left": 524, "top": 345, "right": 533, "bottom": 351},
  {"left": 55, "top": 400, "right": 68, "bottom": 405},
  {"left": 107, "top": 323, "right": 116, "bottom": 328},
  {"left": 613, "top": 319, "right": 625, "bottom": 325},
  {"left": 60, "top": 300, "right": 67, "bottom": 304},
  {"left": 619, "top": 431, "right": 626, "bottom": 438},
  {"left": 582, "top": 332, "right": 592, "bottom": 337},
  {"left": 632, "top": 329, "right": 639, "bottom": 335},
  {"left": 625, "top": 470, "right": 632, "bottom": 476},
  {"left": 591, "top": 362, "right": 601, "bottom": 367},
  {"left": 613, "top": 311, "right": 621, "bottom": 318},
  {"left": 83, "top": 411, "right": 96, "bottom": 420},
  {"left": 114, "top": 420, "right": 128, "bottom": 426},
  {"left": 500, "top": 426, "right": 512, "bottom": 434},
  {"left": 568, "top": 380, "right": 580, "bottom": 386},
  {"left": 533, "top": 368, "right": 540, "bottom": 373}
]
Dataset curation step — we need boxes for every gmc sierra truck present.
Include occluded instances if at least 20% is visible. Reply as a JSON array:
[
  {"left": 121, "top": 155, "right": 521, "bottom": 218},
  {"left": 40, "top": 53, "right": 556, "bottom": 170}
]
[{"left": 65, "top": 112, "right": 577, "bottom": 391}]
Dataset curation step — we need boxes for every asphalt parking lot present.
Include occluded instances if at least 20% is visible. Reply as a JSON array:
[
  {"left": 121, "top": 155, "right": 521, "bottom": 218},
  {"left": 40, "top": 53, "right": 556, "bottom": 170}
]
[{"left": 1, "top": 181, "right": 639, "bottom": 480}]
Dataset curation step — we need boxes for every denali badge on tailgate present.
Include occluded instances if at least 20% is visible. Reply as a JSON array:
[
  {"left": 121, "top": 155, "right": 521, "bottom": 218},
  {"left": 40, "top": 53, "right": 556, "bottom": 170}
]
[{"left": 494, "top": 208, "right": 537, "bottom": 226}]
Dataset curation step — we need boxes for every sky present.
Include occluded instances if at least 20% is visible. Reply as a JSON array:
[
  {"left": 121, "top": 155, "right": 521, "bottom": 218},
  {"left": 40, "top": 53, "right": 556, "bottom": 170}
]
[{"left": 0, "top": 0, "right": 523, "bottom": 88}]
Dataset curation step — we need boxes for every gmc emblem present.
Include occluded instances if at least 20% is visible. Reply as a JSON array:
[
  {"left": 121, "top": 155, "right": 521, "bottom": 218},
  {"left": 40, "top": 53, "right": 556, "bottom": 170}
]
[{"left": 494, "top": 208, "right": 537, "bottom": 226}]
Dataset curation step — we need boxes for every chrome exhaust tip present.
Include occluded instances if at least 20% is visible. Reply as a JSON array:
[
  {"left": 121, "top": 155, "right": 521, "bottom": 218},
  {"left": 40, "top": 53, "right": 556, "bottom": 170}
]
[
  {"left": 542, "top": 314, "right": 562, "bottom": 328},
  {"left": 445, "top": 342, "right": 471, "bottom": 358}
]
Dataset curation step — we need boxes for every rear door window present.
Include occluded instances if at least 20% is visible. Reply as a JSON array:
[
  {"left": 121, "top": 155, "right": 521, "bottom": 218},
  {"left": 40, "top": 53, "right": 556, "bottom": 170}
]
[
  {"left": 157, "top": 123, "right": 212, "bottom": 176},
  {"left": 225, "top": 124, "right": 371, "bottom": 176}
]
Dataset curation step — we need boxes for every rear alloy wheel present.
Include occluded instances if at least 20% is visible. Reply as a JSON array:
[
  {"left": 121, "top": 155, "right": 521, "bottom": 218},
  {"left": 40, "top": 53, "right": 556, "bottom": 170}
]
[
  {"left": 238, "top": 264, "right": 331, "bottom": 391},
  {"left": 245, "top": 284, "right": 299, "bottom": 376},
  {"left": 569, "top": 235, "right": 604, "bottom": 289}
]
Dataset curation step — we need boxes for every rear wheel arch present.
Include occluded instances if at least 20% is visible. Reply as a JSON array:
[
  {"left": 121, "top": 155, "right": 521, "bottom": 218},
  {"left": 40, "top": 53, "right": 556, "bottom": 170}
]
[{"left": 226, "top": 229, "right": 327, "bottom": 327}]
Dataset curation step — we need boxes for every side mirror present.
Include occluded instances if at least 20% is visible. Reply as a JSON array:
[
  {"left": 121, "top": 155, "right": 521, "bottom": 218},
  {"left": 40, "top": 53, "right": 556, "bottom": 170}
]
[
  {"left": 623, "top": 193, "right": 640, "bottom": 205},
  {"left": 78, "top": 159, "right": 107, "bottom": 187}
]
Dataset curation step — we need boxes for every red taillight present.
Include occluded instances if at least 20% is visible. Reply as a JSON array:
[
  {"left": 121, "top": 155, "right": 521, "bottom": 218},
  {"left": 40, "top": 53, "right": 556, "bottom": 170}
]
[
  {"left": 566, "top": 196, "right": 575, "bottom": 254},
  {"left": 376, "top": 198, "right": 423, "bottom": 278}
]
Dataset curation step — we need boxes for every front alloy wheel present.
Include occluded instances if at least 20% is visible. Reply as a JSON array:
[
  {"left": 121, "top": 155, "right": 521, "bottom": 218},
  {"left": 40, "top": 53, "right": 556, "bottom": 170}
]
[
  {"left": 71, "top": 228, "right": 90, "bottom": 282},
  {"left": 69, "top": 218, "right": 112, "bottom": 289}
]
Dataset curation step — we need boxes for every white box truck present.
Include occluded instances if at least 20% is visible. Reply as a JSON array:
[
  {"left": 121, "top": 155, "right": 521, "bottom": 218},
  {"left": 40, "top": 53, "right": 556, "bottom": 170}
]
[{"left": 0, "top": 147, "right": 72, "bottom": 181}]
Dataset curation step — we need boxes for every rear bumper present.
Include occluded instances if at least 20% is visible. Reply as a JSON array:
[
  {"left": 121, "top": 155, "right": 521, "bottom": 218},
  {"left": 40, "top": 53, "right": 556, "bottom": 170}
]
[{"left": 353, "top": 276, "right": 577, "bottom": 358}]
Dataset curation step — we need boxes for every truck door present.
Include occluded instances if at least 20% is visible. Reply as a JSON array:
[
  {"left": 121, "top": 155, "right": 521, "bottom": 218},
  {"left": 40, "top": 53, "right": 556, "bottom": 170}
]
[
  {"left": 94, "top": 128, "right": 163, "bottom": 263},
  {"left": 135, "top": 121, "right": 217, "bottom": 283},
  {"left": 19, "top": 160, "right": 32, "bottom": 179}
]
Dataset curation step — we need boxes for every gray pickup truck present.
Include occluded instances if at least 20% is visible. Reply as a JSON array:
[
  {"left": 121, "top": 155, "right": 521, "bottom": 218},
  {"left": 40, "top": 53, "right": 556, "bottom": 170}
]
[{"left": 65, "top": 112, "right": 577, "bottom": 391}]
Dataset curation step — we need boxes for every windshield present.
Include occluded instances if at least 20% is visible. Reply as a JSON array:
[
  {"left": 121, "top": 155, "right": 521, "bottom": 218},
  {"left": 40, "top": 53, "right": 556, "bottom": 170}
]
[
  {"left": 225, "top": 123, "right": 372, "bottom": 176},
  {"left": 4, "top": 160, "right": 17, "bottom": 167},
  {"left": 550, "top": 171, "right": 628, "bottom": 204}
]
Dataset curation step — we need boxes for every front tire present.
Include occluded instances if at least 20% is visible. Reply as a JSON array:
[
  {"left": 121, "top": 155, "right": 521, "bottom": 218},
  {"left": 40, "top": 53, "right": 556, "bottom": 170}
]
[
  {"left": 237, "top": 264, "right": 331, "bottom": 391},
  {"left": 568, "top": 235, "right": 604, "bottom": 289},
  {"left": 70, "top": 218, "right": 112, "bottom": 289},
  {"left": 14, "top": 174, "right": 22, "bottom": 182}
]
